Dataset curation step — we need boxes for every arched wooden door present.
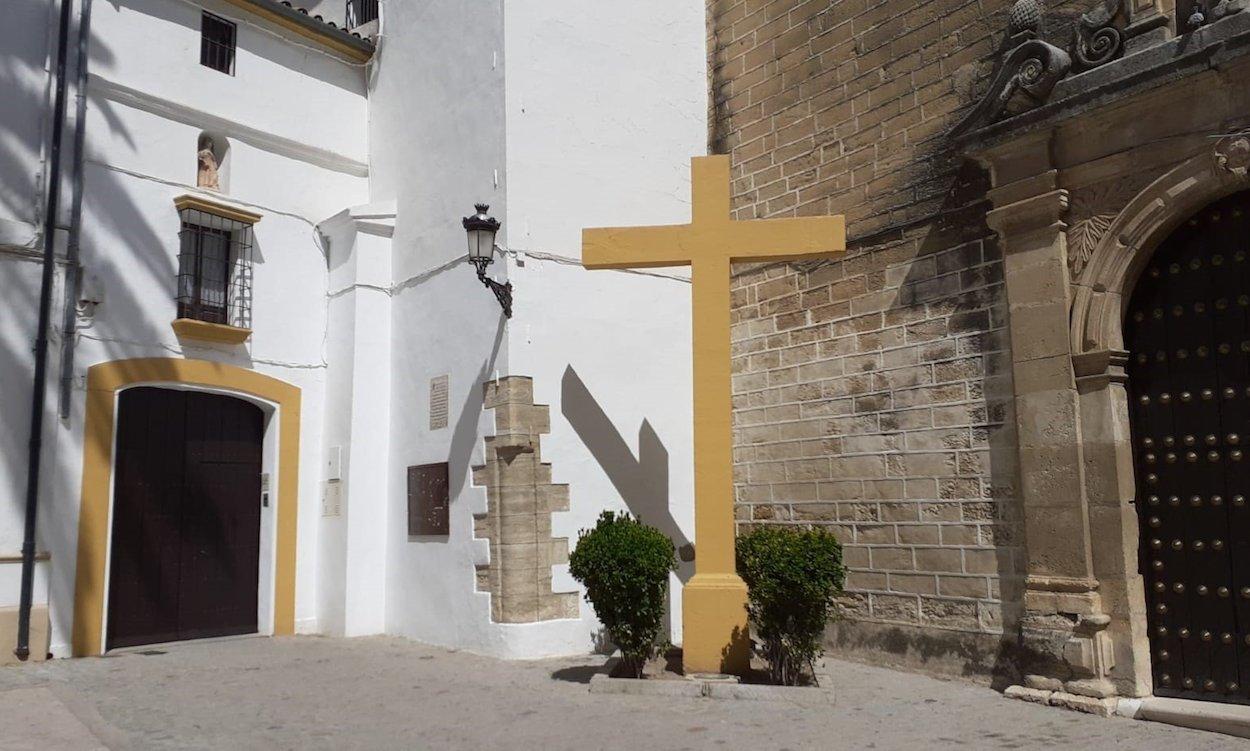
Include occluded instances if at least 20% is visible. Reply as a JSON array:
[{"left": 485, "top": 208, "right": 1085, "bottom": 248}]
[
  {"left": 106, "top": 387, "right": 263, "bottom": 649},
  {"left": 1126, "top": 190, "right": 1250, "bottom": 703}
]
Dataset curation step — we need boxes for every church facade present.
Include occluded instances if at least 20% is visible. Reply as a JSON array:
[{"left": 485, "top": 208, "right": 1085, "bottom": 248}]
[
  {"left": 8, "top": 0, "right": 1250, "bottom": 718},
  {"left": 715, "top": 0, "right": 1250, "bottom": 709}
]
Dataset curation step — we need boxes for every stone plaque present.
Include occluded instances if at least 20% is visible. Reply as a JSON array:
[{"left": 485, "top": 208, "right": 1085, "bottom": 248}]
[
  {"left": 407, "top": 462, "right": 449, "bottom": 536},
  {"left": 429, "top": 375, "right": 449, "bottom": 430},
  {"left": 321, "top": 481, "right": 341, "bottom": 518}
]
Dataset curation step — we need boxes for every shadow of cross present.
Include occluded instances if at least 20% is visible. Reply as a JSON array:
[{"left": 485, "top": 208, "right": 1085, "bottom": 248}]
[
  {"left": 560, "top": 366, "right": 694, "bottom": 571},
  {"left": 581, "top": 155, "right": 846, "bottom": 675}
]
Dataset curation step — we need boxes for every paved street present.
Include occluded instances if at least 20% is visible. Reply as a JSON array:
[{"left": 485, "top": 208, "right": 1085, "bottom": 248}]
[{"left": 0, "top": 635, "right": 1245, "bottom": 750}]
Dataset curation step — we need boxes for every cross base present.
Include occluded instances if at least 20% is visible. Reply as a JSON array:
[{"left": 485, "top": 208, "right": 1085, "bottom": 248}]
[{"left": 681, "top": 572, "right": 750, "bottom": 675}]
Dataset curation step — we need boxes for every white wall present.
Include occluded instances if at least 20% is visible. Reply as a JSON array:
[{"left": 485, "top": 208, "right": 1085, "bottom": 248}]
[
  {"left": 1, "top": 0, "right": 63, "bottom": 636},
  {"left": 501, "top": 0, "right": 706, "bottom": 648},
  {"left": 367, "top": 0, "right": 517, "bottom": 655},
  {"left": 0, "top": 0, "right": 53, "bottom": 245},
  {"left": 0, "top": 256, "right": 54, "bottom": 558},
  {"left": 4, "top": 0, "right": 708, "bottom": 661},
  {"left": 317, "top": 205, "right": 394, "bottom": 637},
  {"left": 501, "top": 0, "right": 708, "bottom": 251},
  {"left": 0, "top": 0, "right": 370, "bottom": 654},
  {"left": 92, "top": 0, "right": 369, "bottom": 168},
  {"left": 373, "top": 0, "right": 705, "bottom": 657}
]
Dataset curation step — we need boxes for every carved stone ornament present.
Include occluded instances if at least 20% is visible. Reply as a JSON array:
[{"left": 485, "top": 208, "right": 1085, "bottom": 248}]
[
  {"left": 950, "top": 0, "right": 1071, "bottom": 137},
  {"left": 1214, "top": 131, "right": 1250, "bottom": 177},
  {"left": 950, "top": 39, "right": 1071, "bottom": 136},
  {"left": 1066, "top": 173, "right": 1154, "bottom": 278},
  {"left": 197, "top": 138, "right": 221, "bottom": 192},
  {"left": 952, "top": 0, "right": 1180, "bottom": 138},
  {"left": 1211, "top": 0, "right": 1250, "bottom": 23},
  {"left": 1072, "top": 0, "right": 1126, "bottom": 69},
  {"left": 1009, "top": 0, "right": 1044, "bottom": 36},
  {"left": 1071, "top": 0, "right": 1170, "bottom": 70}
]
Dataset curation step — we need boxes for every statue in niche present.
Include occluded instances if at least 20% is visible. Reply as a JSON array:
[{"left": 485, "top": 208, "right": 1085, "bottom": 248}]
[{"left": 197, "top": 137, "right": 221, "bottom": 191}]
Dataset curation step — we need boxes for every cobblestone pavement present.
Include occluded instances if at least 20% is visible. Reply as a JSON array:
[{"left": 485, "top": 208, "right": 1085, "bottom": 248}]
[{"left": 0, "top": 635, "right": 1246, "bottom": 750}]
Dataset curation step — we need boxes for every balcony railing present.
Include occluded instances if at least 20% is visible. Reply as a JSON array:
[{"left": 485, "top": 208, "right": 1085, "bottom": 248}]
[{"left": 345, "top": 0, "right": 378, "bottom": 28}]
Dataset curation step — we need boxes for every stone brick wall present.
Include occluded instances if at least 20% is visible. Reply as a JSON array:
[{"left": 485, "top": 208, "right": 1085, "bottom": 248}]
[{"left": 709, "top": 0, "right": 1032, "bottom": 671}]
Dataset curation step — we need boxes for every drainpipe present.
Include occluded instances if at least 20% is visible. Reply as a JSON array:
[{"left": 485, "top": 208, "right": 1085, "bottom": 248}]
[
  {"left": 58, "top": 0, "right": 94, "bottom": 420},
  {"left": 16, "top": 0, "right": 76, "bottom": 661}
]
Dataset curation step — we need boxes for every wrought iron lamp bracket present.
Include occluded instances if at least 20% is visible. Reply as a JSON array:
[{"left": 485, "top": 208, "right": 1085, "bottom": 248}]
[{"left": 470, "top": 256, "right": 513, "bottom": 318}]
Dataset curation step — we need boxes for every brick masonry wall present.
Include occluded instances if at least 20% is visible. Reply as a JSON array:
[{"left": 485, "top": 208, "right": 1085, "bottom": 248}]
[{"left": 708, "top": 0, "right": 1055, "bottom": 648}]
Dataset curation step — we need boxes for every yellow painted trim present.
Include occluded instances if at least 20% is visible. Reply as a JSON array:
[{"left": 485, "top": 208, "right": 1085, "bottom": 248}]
[
  {"left": 72, "top": 358, "right": 301, "bottom": 656},
  {"left": 171, "top": 318, "right": 253, "bottom": 344},
  {"left": 581, "top": 156, "right": 846, "bottom": 674},
  {"left": 173, "top": 194, "right": 263, "bottom": 225},
  {"left": 217, "top": 0, "right": 374, "bottom": 63}
]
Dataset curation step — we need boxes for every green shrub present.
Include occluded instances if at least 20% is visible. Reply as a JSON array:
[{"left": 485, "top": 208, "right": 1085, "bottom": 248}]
[
  {"left": 569, "top": 511, "right": 676, "bottom": 678},
  {"left": 736, "top": 525, "right": 844, "bottom": 686}
]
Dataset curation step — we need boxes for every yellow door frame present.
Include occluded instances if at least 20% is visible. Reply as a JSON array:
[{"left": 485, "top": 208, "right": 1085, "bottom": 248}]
[{"left": 72, "top": 357, "right": 301, "bottom": 656}]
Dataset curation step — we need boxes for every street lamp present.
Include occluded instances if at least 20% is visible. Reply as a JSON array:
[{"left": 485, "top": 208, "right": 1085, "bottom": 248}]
[{"left": 462, "top": 203, "right": 512, "bottom": 318}]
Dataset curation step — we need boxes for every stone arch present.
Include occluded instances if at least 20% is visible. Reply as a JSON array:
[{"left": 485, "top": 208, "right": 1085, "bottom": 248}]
[{"left": 1070, "top": 132, "right": 1250, "bottom": 356}]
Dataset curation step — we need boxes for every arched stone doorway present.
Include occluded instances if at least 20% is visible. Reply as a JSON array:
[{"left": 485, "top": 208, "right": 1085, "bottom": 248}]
[
  {"left": 1065, "top": 139, "right": 1250, "bottom": 698},
  {"left": 970, "top": 130, "right": 1250, "bottom": 701},
  {"left": 1124, "top": 189, "right": 1250, "bottom": 703}
]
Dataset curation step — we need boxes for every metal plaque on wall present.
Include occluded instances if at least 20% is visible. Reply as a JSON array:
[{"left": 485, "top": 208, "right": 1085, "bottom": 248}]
[{"left": 407, "top": 462, "right": 449, "bottom": 536}]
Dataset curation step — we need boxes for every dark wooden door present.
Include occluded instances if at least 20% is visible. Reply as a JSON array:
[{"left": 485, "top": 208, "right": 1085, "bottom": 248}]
[
  {"left": 107, "top": 387, "right": 263, "bottom": 649},
  {"left": 1127, "top": 190, "right": 1250, "bottom": 703}
]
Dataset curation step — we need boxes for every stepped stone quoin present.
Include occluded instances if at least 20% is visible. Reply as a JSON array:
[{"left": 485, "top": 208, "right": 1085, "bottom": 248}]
[{"left": 472, "top": 376, "right": 579, "bottom": 623}]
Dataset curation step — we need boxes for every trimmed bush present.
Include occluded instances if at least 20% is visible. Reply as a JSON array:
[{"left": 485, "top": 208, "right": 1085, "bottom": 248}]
[
  {"left": 569, "top": 511, "right": 676, "bottom": 678},
  {"left": 736, "top": 525, "right": 844, "bottom": 686}
]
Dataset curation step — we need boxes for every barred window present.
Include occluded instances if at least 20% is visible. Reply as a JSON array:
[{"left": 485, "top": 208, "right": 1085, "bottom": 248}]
[
  {"left": 346, "top": 0, "right": 379, "bottom": 27},
  {"left": 176, "top": 206, "right": 253, "bottom": 329},
  {"left": 201, "top": 12, "right": 236, "bottom": 75}
]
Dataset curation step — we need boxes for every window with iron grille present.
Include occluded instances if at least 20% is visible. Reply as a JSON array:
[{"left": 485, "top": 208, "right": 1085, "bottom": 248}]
[
  {"left": 345, "top": 0, "right": 379, "bottom": 27},
  {"left": 176, "top": 207, "right": 253, "bottom": 329},
  {"left": 200, "top": 12, "right": 236, "bottom": 75}
]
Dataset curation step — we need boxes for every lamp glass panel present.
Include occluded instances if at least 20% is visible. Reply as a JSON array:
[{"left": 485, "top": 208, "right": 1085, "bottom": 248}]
[
  {"left": 467, "top": 228, "right": 493, "bottom": 260},
  {"left": 474, "top": 228, "right": 497, "bottom": 261}
]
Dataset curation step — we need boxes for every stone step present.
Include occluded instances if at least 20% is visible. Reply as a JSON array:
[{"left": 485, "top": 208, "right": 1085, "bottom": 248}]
[{"left": 1127, "top": 696, "right": 1250, "bottom": 739}]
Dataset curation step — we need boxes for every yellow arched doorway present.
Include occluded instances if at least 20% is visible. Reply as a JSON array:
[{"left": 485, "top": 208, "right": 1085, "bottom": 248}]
[{"left": 72, "top": 358, "right": 301, "bottom": 656}]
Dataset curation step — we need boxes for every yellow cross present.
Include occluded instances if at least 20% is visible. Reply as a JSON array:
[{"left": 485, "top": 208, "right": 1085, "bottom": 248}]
[{"left": 582, "top": 156, "right": 846, "bottom": 674}]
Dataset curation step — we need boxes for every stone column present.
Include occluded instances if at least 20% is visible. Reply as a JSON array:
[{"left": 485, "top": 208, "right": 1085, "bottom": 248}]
[
  {"left": 1073, "top": 351, "right": 1152, "bottom": 697},
  {"left": 981, "top": 137, "right": 1116, "bottom": 699}
]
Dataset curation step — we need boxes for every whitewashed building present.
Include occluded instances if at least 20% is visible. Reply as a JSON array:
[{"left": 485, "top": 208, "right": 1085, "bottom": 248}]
[{"left": 0, "top": 0, "right": 705, "bottom": 661}]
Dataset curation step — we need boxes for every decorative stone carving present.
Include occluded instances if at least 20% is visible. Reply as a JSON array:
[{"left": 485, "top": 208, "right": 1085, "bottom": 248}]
[
  {"left": 950, "top": 40, "right": 1071, "bottom": 136},
  {"left": 1072, "top": 0, "right": 1126, "bottom": 69},
  {"left": 197, "top": 137, "right": 220, "bottom": 192},
  {"left": 1065, "top": 174, "right": 1154, "bottom": 278},
  {"left": 1211, "top": 0, "right": 1249, "bottom": 23},
  {"left": 1070, "top": 146, "right": 1250, "bottom": 357},
  {"left": 1009, "top": 0, "right": 1044, "bottom": 36},
  {"left": 1071, "top": 0, "right": 1170, "bottom": 70},
  {"left": 951, "top": 0, "right": 1185, "bottom": 137},
  {"left": 1214, "top": 130, "right": 1250, "bottom": 177}
]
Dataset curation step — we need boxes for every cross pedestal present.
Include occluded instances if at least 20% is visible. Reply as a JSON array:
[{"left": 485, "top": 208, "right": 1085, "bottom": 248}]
[{"left": 582, "top": 156, "right": 846, "bottom": 674}]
